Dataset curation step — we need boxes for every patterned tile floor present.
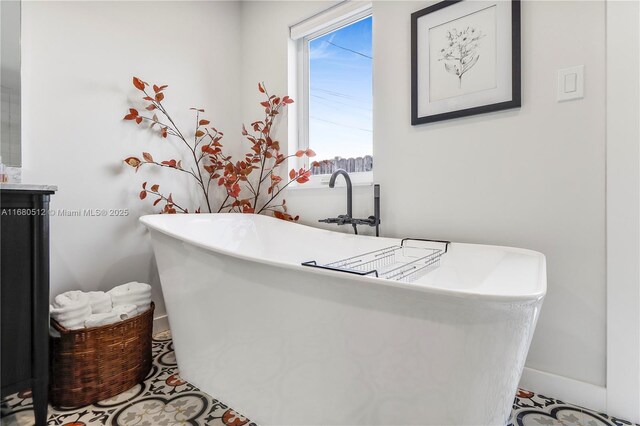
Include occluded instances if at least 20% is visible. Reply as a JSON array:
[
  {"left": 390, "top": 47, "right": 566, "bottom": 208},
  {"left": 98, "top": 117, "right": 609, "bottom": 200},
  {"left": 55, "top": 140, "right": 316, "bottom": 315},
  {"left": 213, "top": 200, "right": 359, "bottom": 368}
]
[{"left": 1, "top": 331, "right": 637, "bottom": 426}]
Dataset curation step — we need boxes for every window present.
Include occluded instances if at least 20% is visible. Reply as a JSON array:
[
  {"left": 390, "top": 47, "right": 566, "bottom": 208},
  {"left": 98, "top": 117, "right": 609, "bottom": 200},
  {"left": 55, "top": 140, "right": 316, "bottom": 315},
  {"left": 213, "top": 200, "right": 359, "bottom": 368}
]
[{"left": 292, "top": 4, "right": 373, "bottom": 183}]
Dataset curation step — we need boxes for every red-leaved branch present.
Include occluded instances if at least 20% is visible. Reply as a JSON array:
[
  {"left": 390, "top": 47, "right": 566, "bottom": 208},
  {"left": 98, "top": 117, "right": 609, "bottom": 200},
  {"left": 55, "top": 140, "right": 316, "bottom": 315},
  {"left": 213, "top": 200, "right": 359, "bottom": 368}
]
[{"left": 123, "top": 77, "right": 314, "bottom": 220}]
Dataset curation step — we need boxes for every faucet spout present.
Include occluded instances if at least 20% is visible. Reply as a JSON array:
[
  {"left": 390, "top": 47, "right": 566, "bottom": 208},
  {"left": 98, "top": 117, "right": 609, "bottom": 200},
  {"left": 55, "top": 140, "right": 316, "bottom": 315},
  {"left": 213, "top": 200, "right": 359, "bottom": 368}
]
[
  {"left": 320, "top": 170, "right": 381, "bottom": 236},
  {"left": 329, "top": 169, "right": 353, "bottom": 220}
]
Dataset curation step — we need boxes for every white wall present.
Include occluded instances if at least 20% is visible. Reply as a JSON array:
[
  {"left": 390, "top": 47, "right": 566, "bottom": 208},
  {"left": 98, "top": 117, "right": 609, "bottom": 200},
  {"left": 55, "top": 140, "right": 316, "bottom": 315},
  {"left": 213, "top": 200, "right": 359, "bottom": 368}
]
[
  {"left": 606, "top": 0, "right": 640, "bottom": 421},
  {"left": 241, "top": 0, "right": 607, "bottom": 388},
  {"left": 22, "top": 0, "right": 242, "bottom": 324}
]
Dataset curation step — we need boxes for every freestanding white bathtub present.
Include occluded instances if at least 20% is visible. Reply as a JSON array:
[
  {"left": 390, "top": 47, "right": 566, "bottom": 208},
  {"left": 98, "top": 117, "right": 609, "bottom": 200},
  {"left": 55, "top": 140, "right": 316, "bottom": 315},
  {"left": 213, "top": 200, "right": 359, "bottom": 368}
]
[{"left": 140, "top": 213, "right": 546, "bottom": 426}]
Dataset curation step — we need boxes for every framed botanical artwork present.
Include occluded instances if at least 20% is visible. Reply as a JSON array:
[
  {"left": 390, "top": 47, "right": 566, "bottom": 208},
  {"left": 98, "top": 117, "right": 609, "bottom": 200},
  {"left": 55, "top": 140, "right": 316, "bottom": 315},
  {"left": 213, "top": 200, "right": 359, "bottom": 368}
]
[{"left": 411, "top": 0, "right": 521, "bottom": 125}]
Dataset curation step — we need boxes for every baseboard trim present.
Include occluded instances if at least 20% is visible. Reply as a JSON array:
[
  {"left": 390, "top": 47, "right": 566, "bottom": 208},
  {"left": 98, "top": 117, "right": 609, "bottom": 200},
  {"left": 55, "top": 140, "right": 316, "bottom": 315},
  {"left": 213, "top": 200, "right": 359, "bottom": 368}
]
[
  {"left": 152, "top": 314, "right": 170, "bottom": 335},
  {"left": 519, "top": 367, "right": 607, "bottom": 413}
]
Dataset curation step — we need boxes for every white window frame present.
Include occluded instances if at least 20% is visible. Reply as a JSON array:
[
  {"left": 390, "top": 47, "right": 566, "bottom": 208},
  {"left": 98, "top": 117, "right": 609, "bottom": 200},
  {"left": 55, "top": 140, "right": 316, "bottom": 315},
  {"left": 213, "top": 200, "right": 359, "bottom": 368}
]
[{"left": 289, "top": 1, "right": 373, "bottom": 189}]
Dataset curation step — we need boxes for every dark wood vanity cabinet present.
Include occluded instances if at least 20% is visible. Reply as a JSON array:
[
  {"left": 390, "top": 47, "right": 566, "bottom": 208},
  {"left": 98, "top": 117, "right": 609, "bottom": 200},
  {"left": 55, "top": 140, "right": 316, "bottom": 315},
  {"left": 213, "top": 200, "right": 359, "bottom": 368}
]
[{"left": 1, "top": 186, "right": 56, "bottom": 426}]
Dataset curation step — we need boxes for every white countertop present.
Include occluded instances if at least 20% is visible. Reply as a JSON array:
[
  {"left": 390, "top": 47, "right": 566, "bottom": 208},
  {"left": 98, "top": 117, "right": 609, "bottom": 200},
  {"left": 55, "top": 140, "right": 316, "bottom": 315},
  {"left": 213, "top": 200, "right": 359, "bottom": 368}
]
[{"left": 0, "top": 183, "right": 58, "bottom": 192}]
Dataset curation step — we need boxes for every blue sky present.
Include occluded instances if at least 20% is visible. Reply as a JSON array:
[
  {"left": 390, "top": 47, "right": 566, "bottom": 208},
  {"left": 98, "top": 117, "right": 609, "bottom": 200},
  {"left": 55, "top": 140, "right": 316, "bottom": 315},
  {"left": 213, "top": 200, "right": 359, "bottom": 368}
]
[{"left": 309, "top": 16, "right": 372, "bottom": 161}]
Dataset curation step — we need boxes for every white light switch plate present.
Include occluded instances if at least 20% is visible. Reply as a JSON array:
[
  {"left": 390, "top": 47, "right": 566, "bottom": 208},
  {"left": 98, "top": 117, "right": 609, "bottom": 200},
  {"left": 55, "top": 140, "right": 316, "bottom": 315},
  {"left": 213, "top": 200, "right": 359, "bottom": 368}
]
[{"left": 557, "top": 65, "right": 584, "bottom": 102}]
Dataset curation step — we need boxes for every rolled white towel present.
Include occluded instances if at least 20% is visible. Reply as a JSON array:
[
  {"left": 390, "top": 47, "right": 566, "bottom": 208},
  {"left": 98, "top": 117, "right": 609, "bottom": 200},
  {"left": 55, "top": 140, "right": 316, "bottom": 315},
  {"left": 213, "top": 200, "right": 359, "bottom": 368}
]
[
  {"left": 112, "top": 294, "right": 150, "bottom": 306},
  {"left": 135, "top": 304, "right": 151, "bottom": 314},
  {"left": 87, "top": 291, "right": 112, "bottom": 314},
  {"left": 112, "top": 304, "right": 137, "bottom": 320},
  {"left": 50, "top": 291, "right": 91, "bottom": 330},
  {"left": 108, "top": 282, "right": 151, "bottom": 299},
  {"left": 52, "top": 290, "right": 88, "bottom": 309},
  {"left": 112, "top": 297, "right": 151, "bottom": 314},
  {"left": 49, "top": 306, "right": 89, "bottom": 330},
  {"left": 108, "top": 282, "right": 151, "bottom": 312},
  {"left": 85, "top": 312, "right": 121, "bottom": 328}
]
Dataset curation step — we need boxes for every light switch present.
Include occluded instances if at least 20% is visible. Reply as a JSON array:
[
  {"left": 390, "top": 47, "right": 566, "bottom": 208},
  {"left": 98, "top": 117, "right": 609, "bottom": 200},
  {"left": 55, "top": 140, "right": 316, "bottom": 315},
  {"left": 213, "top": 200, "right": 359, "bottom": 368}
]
[
  {"left": 557, "top": 65, "right": 584, "bottom": 101},
  {"left": 564, "top": 73, "right": 577, "bottom": 92}
]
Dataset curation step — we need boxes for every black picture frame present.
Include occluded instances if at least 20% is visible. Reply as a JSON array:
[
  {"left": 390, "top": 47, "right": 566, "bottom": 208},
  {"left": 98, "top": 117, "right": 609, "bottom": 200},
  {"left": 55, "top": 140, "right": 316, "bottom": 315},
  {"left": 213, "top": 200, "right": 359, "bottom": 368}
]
[{"left": 411, "top": 0, "right": 521, "bottom": 125}]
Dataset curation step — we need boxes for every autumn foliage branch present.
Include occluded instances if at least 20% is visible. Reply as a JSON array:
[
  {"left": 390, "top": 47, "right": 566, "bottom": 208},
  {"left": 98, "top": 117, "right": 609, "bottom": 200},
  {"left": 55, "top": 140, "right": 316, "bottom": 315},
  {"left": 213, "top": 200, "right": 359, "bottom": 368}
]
[{"left": 123, "top": 77, "right": 314, "bottom": 220}]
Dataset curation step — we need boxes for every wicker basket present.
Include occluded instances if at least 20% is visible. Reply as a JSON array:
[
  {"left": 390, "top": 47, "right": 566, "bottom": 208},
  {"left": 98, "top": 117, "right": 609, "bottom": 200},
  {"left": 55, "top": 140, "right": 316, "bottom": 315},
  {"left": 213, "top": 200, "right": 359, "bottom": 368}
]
[{"left": 49, "top": 302, "right": 154, "bottom": 407}]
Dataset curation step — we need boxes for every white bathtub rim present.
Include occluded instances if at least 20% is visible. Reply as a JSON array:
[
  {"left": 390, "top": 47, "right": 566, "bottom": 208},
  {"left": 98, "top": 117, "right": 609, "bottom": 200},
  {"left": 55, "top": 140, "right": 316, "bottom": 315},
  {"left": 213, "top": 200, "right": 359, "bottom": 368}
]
[{"left": 140, "top": 213, "right": 546, "bottom": 304}]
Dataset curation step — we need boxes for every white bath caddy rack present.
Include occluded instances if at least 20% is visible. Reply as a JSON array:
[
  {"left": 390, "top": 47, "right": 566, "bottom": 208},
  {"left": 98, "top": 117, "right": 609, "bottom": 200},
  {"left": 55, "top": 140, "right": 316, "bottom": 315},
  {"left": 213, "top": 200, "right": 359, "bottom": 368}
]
[{"left": 302, "top": 238, "right": 450, "bottom": 283}]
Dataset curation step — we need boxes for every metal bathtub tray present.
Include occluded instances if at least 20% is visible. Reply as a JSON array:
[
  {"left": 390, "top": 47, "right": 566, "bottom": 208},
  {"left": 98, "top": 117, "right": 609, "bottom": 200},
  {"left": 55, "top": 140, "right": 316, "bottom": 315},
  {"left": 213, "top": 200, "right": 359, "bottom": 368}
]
[{"left": 302, "top": 238, "right": 450, "bottom": 283}]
